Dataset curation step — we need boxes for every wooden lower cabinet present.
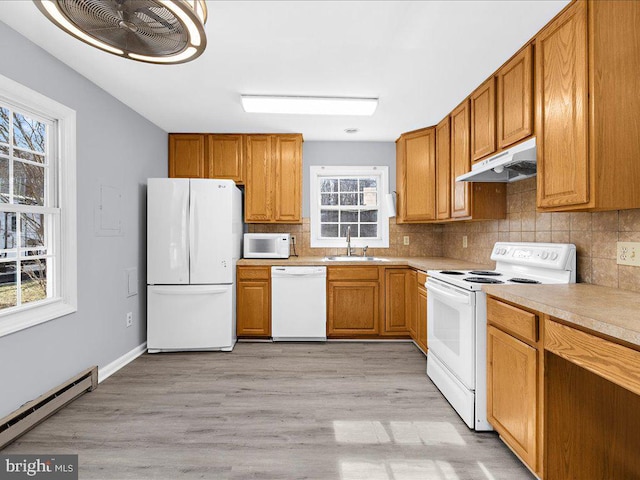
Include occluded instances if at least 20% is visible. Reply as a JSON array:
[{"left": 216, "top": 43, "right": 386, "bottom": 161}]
[
  {"left": 407, "top": 270, "right": 418, "bottom": 338},
  {"left": 416, "top": 276, "right": 428, "bottom": 353},
  {"left": 327, "top": 266, "right": 380, "bottom": 337},
  {"left": 237, "top": 267, "right": 271, "bottom": 337},
  {"left": 383, "top": 268, "right": 412, "bottom": 335}
]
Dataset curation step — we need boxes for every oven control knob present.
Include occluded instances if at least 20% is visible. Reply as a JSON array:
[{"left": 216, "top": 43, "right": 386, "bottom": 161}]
[
  {"left": 550, "top": 252, "right": 558, "bottom": 260},
  {"left": 541, "top": 251, "right": 549, "bottom": 259}
]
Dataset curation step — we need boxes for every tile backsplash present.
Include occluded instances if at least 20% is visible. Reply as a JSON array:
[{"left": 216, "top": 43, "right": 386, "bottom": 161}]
[{"left": 248, "top": 177, "right": 640, "bottom": 294}]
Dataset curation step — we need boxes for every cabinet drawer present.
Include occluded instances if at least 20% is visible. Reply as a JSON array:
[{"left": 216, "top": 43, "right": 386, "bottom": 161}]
[
  {"left": 416, "top": 271, "right": 428, "bottom": 286},
  {"left": 487, "top": 297, "right": 538, "bottom": 344},
  {"left": 327, "top": 266, "right": 379, "bottom": 281},
  {"left": 237, "top": 266, "right": 271, "bottom": 281}
]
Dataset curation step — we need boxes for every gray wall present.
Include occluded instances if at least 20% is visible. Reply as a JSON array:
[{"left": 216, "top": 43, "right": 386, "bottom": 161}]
[
  {"left": 302, "top": 141, "right": 396, "bottom": 217},
  {"left": 0, "top": 23, "right": 166, "bottom": 417}
]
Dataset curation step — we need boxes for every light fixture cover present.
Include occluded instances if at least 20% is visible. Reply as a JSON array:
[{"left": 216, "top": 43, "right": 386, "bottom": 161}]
[
  {"left": 34, "top": 0, "right": 208, "bottom": 65},
  {"left": 241, "top": 95, "right": 378, "bottom": 116}
]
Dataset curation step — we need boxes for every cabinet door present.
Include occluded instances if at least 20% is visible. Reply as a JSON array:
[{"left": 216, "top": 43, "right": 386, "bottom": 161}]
[
  {"left": 497, "top": 45, "right": 534, "bottom": 149},
  {"left": 536, "top": 1, "right": 589, "bottom": 209},
  {"left": 384, "top": 269, "right": 410, "bottom": 335},
  {"left": 471, "top": 78, "right": 497, "bottom": 162},
  {"left": 435, "top": 117, "right": 451, "bottom": 220},
  {"left": 328, "top": 281, "right": 379, "bottom": 336},
  {"left": 245, "top": 135, "right": 273, "bottom": 222},
  {"left": 450, "top": 100, "right": 471, "bottom": 218},
  {"left": 487, "top": 325, "right": 538, "bottom": 471},
  {"left": 407, "top": 270, "right": 418, "bottom": 339},
  {"left": 273, "top": 135, "right": 302, "bottom": 223},
  {"left": 208, "top": 134, "right": 244, "bottom": 183},
  {"left": 237, "top": 280, "right": 271, "bottom": 336},
  {"left": 169, "top": 134, "right": 206, "bottom": 178},
  {"left": 417, "top": 286, "right": 428, "bottom": 352},
  {"left": 400, "top": 129, "right": 436, "bottom": 222}
]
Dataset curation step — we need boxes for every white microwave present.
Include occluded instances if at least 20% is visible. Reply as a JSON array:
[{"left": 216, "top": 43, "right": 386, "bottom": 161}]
[{"left": 244, "top": 233, "right": 291, "bottom": 259}]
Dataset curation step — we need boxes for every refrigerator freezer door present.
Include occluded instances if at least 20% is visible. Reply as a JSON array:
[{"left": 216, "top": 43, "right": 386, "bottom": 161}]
[
  {"left": 189, "top": 179, "right": 234, "bottom": 285},
  {"left": 147, "top": 285, "right": 235, "bottom": 351},
  {"left": 147, "top": 179, "right": 190, "bottom": 285}
]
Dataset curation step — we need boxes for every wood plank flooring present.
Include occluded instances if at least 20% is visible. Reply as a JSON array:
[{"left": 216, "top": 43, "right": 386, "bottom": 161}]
[{"left": 3, "top": 342, "right": 533, "bottom": 479}]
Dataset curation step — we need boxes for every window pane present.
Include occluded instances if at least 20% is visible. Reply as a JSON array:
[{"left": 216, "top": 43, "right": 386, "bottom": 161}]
[
  {"left": 13, "top": 161, "right": 45, "bottom": 206},
  {"left": 12, "top": 112, "right": 46, "bottom": 153},
  {"left": 340, "top": 224, "right": 358, "bottom": 237},
  {"left": 359, "top": 178, "right": 377, "bottom": 190},
  {"left": 360, "top": 224, "right": 378, "bottom": 238},
  {"left": 340, "top": 193, "right": 357, "bottom": 206},
  {"left": 14, "top": 149, "right": 45, "bottom": 164},
  {"left": 0, "top": 212, "right": 17, "bottom": 250},
  {"left": 360, "top": 210, "right": 378, "bottom": 222},
  {"left": 321, "top": 210, "right": 339, "bottom": 222},
  {"left": 0, "top": 107, "right": 8, "bottom": 144},
  {"left": 321, "top": 193, "right": 338, "bottom": 206},
  {"left": 340, "top": 210, "right": 358, "bottom": 222},
  {"left": 0, "top": 145, "right": 8, "bottom": 156},
  {"left": 339, "top": 179, "right": 357, "bottom": 192},
  {"left": 360, "top": 189, "right": 377, "bottom": 206},
  {"left": 0, "top": 262, "right": 16, "bottom": 309},
  {"left": 21, "top": 259, "right": 47, "bottom": 304},
  {"left": 320, "top": 179, "right": 338, "bottom": 193},
  {"left": 21, "top": 213, "right": 45, "bottom": 249},
  {"left": 0, "top": 158, "right": 9, "bottom": 202},
  {"left": 321, "top": 224, "right": 338, "bottom": 238}
]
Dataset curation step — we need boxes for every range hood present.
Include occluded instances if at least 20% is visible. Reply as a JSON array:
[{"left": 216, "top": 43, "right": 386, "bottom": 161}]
[{"left": 456, "top": 137, "right": 537, "bottom": 183}]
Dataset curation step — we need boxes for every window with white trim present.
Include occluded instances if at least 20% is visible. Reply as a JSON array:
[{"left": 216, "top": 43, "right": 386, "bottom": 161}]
[
  {"left": 0, "top": 74, "right": 77, "bottom": 337},
  {"left": 310, "top": 166, "right": 389, "bottom": 248}
]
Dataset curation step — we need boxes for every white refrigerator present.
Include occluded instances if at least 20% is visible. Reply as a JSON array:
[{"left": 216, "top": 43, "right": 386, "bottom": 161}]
[{"left": 146, "top": 178, "right": 242, "bottom": 353}]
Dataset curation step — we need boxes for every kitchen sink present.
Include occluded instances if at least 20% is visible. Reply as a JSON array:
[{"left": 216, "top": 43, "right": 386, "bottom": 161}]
[{"left": 322, "top": 256, "right": 390, "bottom": 262}]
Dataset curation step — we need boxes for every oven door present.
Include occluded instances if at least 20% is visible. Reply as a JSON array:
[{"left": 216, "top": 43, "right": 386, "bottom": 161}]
[{"left": 426, "top": 277, "right": 476, "bottom": 389}]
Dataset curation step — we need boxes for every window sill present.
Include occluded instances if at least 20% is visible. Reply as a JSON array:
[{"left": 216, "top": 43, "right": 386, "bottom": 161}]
[{"left": 0, "top": 300, "right": 77, "bottom": 338}]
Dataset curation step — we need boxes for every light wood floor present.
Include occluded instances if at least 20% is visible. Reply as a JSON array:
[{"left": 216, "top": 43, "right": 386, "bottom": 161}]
[{"left": 4, "top": 342, "right": 533, "bottom": 479}]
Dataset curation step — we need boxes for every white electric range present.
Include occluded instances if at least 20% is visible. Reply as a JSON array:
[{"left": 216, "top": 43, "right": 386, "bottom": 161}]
[{"left": 425, "top": 242, "right": 576, "bottom": 430}]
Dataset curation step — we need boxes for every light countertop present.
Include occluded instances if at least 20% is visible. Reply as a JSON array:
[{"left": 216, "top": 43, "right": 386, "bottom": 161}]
[
  {"left": 483, "top": 284, "right": 640, "bottom": 349},
  {"left": 238, "top": 256, "right": 492, "bottom": 272}
]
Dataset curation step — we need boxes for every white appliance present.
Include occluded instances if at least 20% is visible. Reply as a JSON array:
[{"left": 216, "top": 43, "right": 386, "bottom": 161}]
[
  {"left": 146, "top": 178, "right": 242, "bottom": 353},
  {"left": 456, "top": 137, "right": 537, "bottom": 183},
  {"left": 426, "top": 242, "right": 576, "bottom": 430},
  {"left": 271, "top": 266, "right": 327, "bottom": 341},
  {"left": 244, "top": 233, "right": 291, "bottom": 259}
]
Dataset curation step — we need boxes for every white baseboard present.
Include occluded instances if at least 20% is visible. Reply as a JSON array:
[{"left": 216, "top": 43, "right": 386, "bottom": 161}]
[{"left": 98, "top": 342, "right": 147, "bottom": 384}]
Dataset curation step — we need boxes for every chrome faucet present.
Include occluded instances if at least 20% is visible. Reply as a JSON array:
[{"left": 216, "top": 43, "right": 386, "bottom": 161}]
[
  {"left": 346, "top": 226, "right": 353, "bottom": 256},
  {"left": 362, "top": 246, "right": 368, "bottom": 257}
]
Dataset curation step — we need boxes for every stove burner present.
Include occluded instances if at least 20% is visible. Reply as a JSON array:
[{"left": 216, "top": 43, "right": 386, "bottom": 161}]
[
  {"left": 469, "top": 270, "right": 502, "bottom": 276},
  {"left": 440, "top": 271, "right": 465, "bottom": 275},
  {"left": 509, "top": 278, "right": 541, "bottom": 284},
  {"left": 464, "top": 277, "right": 504, "bottom": 284}
]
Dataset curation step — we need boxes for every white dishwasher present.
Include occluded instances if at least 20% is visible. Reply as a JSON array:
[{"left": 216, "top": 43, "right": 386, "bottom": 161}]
[{"left": 271, "top": 266, "right": 327, "bottom": 341}]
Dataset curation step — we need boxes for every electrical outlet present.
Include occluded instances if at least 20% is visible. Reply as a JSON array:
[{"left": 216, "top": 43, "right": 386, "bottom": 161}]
[
  {"left": 463, "top": 235, "right": 468, "bottom": 248},
  {"left": 403, "top": 236, "right": 410, "bottom": 246},
  {"left": 126, "top": 312, "right": 133, "bottom": 327},
  {"left": 617, "top": 242, "right": 640, "bottom": 266},
  {"left": 291, "top": 235, "right": 296, "bottom": 245}
]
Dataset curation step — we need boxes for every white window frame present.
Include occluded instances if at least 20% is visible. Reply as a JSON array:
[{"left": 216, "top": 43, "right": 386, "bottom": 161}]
[
  {"left": 0, "top": 73, "right": 77, "bottom": 338},
  {"left": 310, "top": 165, "right": 390, "bottom": 249}
]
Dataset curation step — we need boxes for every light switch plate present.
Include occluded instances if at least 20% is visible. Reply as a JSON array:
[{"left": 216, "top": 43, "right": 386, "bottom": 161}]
[
  {"left": 403, "top": 236, "right": 410, "bottom": 246},
  {"left": 617, "top": 242, "right": 640, "bottom": 266},
  {"left": 463, "top": 235, "right": 468, "bottom": 249}
]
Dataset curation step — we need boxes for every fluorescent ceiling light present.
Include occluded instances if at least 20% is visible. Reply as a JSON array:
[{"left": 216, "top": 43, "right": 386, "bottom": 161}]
[{"left": 241, "top": 95, "right": 378, "bottom": 116}]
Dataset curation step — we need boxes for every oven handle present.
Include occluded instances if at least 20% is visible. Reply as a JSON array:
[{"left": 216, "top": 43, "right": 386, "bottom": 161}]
[{"left": 426, "top": 282, "right": 471, "bottom": 305}]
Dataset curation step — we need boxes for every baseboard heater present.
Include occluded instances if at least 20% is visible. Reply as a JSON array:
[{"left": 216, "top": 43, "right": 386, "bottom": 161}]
[{"left": 0, "top": 366, "right": 98, "bottom": 449}]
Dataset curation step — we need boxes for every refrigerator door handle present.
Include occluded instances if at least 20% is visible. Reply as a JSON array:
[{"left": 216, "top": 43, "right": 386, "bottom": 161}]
[
  {"left": 152, "top": 286, "right": 230, "bottom": 295},
  {"left": 189, "top": 189, "right": 197, "bottom": 266}
]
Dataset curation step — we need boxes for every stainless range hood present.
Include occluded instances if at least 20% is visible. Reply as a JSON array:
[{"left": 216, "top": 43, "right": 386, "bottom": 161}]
[{"left": 456, "top": 137, "right": 536, "bottom": 183}]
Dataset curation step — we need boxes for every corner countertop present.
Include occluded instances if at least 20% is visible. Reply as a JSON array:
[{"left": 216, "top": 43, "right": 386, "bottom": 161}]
[
  {"left": 483, "top": 284, "right": 640, "bottom": 349},
  {"left": 237, "top": 256, "right": 492, "bottom": 272}
]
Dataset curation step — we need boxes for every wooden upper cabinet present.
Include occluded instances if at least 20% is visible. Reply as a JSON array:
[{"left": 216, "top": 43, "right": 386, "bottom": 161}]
[
  {"left": 470, "top": 77, "right": 497, "bottom": 162},
  {"left": 273, "top": 135, "right": 302, "bottom": 223},
  {"left": 245, "top": 135, "right": 273, "bottom": 222},
  {"left": 208, "top": 134, "right": 244, "bottom": 183},
  {"left": 169, "top": 134, "right": 206, "bottom": 178},
  {"left": 536, "top": 1, "right": 589, "bottom": 209},
  {"left": 245, "top": 134, "right": 303, "bottom": 223},
  {"left": 397, "top": 128, "right": 436, "bottom": 222},
  {"left": 497, "top": 44, "right": 534, "bottom": 149},
  {"left": 450, "top": 100, "right": 471, "bottom": 218},
  {"left": 435, "top": 117, "right": 451, "bottom": 220}
]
